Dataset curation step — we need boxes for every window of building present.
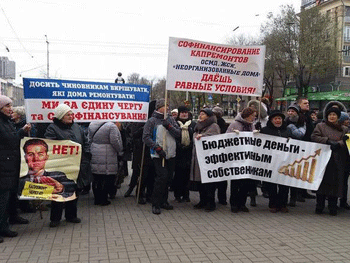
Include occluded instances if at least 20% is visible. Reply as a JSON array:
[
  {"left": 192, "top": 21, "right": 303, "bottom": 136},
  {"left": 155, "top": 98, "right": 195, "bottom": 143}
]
[
  {"left": 343, "top": 45, "right": 350, "bottom": 56},
  {"left": 344, "top": 26, "right": 350, "bottom": 42},
  {"left": 343, "top": 66, "right": 350, "bottom": 77}
]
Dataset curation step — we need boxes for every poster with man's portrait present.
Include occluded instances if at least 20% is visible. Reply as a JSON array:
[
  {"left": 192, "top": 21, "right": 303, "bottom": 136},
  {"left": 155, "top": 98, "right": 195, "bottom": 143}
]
[{"left": 19, "top": 137, "right": 82, "bottom": 202}]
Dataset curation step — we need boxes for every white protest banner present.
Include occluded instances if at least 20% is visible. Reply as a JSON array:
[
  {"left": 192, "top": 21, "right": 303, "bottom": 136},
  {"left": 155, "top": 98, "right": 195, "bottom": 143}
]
[
  {"left": 195, "top": 132, "right": 332, "bottom": 190},
  {"left": 23, "top": 78, "right": 150, "bottom": 123},
  {"left": 19, "top": 137, "right": 82, "bottom": 202},
  {"left": 166, "top": 37, "right": 265, "bottom": 96}
]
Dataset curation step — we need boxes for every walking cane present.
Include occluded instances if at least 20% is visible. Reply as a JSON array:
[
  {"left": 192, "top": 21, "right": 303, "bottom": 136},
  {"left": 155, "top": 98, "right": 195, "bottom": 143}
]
[{"left": 136, "top": 143, "right": 146, "bottom": 204}]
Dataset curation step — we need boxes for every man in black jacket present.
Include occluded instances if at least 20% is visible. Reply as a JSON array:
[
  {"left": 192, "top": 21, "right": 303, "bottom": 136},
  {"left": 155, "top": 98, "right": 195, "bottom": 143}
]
[{"left": 297, "top": 98, "right": 316, "bottom": 201}]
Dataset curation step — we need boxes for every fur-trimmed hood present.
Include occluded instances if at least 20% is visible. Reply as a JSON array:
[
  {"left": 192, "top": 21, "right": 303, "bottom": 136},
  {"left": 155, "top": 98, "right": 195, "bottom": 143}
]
[
  {"left": 323, "top": 101, "right": 347, "bottom": 120},
  {"left": 247, "top": 100, "right": 268, "bottom": 119}
]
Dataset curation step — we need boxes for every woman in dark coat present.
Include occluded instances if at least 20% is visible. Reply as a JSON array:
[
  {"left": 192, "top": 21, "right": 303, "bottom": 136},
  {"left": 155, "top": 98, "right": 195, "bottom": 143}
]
[
  {"left": 260, "top": 110, "right": 290, "bottom": 213},
  {"left": 173, "top": 106, "right": 196, "bottom": 203},
  {"left": 311, "top": 106, "right": 350, "bottom": 216},
  {"left": 44, "top": 104, "right": 89, "bottom": 227},
  {"left": 0, "top": 96, "right": 31, "bottom": 242},
  {"left": 226, "top": 107, "right": 257, "bottom": 213},
  {"left": 190, "top": 108, "right": 220, "bottom": 211}
]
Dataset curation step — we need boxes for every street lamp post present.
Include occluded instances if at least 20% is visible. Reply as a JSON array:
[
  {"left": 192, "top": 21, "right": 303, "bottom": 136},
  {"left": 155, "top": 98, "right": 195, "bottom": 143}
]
[{"left": 45, "top": 35, "right": 49, "bottom": 78}]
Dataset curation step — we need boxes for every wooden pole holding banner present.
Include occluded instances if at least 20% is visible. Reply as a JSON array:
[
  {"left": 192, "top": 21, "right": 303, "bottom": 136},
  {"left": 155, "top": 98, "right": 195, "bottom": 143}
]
[
  {"left": 162, "top": 90, "right": 168, "bottom": 167},
  {"left": 136, "top": 143, "right": 146, "bottom": 204},
  {"left": 258, "top": 97, "right": 262, "bottom": 128}
]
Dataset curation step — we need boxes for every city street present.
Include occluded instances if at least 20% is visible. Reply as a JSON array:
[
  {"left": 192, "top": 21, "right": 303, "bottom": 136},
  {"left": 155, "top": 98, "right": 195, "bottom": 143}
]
[{"left": 2, "top": 176, "right": 350, "bottom": 263}]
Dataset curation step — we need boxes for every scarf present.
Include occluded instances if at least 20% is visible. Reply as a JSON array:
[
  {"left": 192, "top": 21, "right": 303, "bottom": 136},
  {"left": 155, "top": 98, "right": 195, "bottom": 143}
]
[{"left": 177, "top": 120, "right": 191, "bottom": 146}]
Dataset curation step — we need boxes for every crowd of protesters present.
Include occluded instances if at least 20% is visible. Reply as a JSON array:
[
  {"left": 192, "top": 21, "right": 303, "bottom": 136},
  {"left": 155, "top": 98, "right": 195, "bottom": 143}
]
[{"left": 1, "top": 94, "right": 350, "bottom": 243}]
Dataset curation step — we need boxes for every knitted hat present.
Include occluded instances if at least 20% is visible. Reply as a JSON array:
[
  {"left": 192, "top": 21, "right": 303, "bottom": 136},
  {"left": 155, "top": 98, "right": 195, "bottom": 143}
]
[
  {"left": 325, "top": 107, "right": 341, "bottom": 119},
  {"left": 200, "top": 108, "right": 213, "bottom": 117},
  {"left": 269, "top": 110, "right": 285, "bottom": 120},
  {"left": 171, "top": 109, "right": 178, "bottom": 114},
  {"left": 155, "top": 98, "right": 165, "bottom": 110},
  {"left": 0, "top": 95, "right": 12, "bottom": 110},
  {"left": 287, "top": 104, "right": 300, "bottom": 114},
  {"left": 54, "top": 104, "right": 72, "bottom": 120},
  {"left": 212, "top": 106, "right": 224, "bottom": 118},
  {"left": 339, "top": 112, "right": 350, "bottom": 124},
  {"left": 178, "top": 105, "right": 189, "bottom": 114}
]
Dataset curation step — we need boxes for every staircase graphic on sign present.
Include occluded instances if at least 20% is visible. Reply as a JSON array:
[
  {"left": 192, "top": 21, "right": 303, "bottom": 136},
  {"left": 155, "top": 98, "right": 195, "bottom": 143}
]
[{"left": 278, "top": 149, "right": 321, "bottom": 183}]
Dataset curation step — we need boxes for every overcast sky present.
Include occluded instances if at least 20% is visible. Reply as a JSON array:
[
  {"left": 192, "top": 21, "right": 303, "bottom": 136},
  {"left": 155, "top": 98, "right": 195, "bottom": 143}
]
[{"left": 1, "top": 0, "right": 301, "bottom": 84}]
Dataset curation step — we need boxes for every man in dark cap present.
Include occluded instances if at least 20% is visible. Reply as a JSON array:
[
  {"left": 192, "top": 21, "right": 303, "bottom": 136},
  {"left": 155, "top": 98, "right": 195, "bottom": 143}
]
[{"left": 142, "top": 99, "right": 181, "bottom": 214}]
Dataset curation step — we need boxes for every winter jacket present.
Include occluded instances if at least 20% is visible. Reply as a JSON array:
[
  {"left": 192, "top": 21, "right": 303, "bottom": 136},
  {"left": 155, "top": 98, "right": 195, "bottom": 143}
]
[
  {"left": 88, "top": 122, "right": 123, "bottom": 175},
  {"left": 311, "top": 121, "right": 350, "bottom": 197},
  {"left": 260, "top": 119, "right": 290, "bottom": 138},
  {"left": 190, "top": 116, "right": 220, "bottom": 182},
  {"left": 216, "top": 117, "right": 228, "bottom": 134},
  {"left": 226, "top": 113, "right": 254, "bottom": 132},
  {"left": 285, "top": 116, "right": 306, "bottom": 140},
  {"left": 0, "top": 112, "right": 21, "bottom": 190},
  {"left": 142, "top": 111, "right": 181, "bottom": 159}
]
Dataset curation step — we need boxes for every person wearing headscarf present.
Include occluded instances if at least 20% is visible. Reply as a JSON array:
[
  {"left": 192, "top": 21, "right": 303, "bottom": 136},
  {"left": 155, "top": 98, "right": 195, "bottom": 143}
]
[
  {"left": 311, "top": 106, "right": 350, "bottom": 216},
  {"left": 190, "top": 108, "right": 220, "bottom": 212},
  {"left": 173, "top": 106, "right": 196, "bottom": 203},
  {"left": 0, "top": 96, "right": 31, "bottom": 242},
  {"left": 44, "top": 104, "right": 89, "bottom": 227},
  {"left": 226, "top": 107, "right": 257, "bottom": 213}
]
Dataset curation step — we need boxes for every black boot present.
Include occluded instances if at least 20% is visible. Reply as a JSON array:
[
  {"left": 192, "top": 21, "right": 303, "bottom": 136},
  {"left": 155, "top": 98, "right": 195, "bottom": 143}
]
[{"left": 124, "top": 187, "right": 133, "bottom": 197}]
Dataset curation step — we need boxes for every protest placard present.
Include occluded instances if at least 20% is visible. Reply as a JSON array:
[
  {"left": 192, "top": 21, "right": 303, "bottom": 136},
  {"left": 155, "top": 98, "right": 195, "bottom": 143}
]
[
  {"left": 19, "top": 137, "right": 82, "bottom": 202},
  {"left": 195, "top": 132, "right": 332, "bottom": 190},
  {"left": 23, "top": 78, "right": 150, "bottom": 123},
  {"left": 166, "top": 37, "right": 265, "bottom": 96}
]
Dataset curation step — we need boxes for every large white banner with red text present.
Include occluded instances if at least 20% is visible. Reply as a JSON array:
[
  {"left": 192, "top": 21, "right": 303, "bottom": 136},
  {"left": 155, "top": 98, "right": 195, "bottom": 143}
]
[
  {"left": 166, "top": 37, "right": 265, "bottom": 97},
  {"left": 195, "top": 132, "right": 332, "bottom": 190},
  {"left": 23, "top": 78, "right": 150, "bottom": 123}
]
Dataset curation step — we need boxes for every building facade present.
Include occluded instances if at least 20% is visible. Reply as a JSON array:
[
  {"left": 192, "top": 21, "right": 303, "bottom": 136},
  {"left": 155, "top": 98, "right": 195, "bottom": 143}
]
[
  {"left": 276, "top": 0, "right": 350, "bottom": 110},
  {"left": 0, "top": 57, "right": 16, "bottom": 79}
]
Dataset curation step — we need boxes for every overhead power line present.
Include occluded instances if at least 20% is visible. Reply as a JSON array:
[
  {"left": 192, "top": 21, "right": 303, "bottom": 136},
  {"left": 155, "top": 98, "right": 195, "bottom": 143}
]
[
  {"left": 6, "top": 49, "right": 168, "bottom": 57},
  {"left": 0, "top": 6, "right": 35, "bottom": 59},
  {"left": 0, "top": 37, "right": 168, "bottom": 49}
]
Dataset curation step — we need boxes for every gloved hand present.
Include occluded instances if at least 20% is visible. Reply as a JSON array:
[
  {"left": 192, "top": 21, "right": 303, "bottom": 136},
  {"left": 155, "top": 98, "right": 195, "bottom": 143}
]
[
  {"left": 343, "top": 135, "right": 349, "bottom": 142},
  {"left": 255, "top": 121, "right": 262, "bottom": 131},
  {"left": 161, "top": 119, "right": 172, "bottom": 130},
  {"left": 327, "top": 140, "right": 340, "bottom": 151},
  {"left": 155, "top": 146, "right": 166, "bottom": 159}
]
